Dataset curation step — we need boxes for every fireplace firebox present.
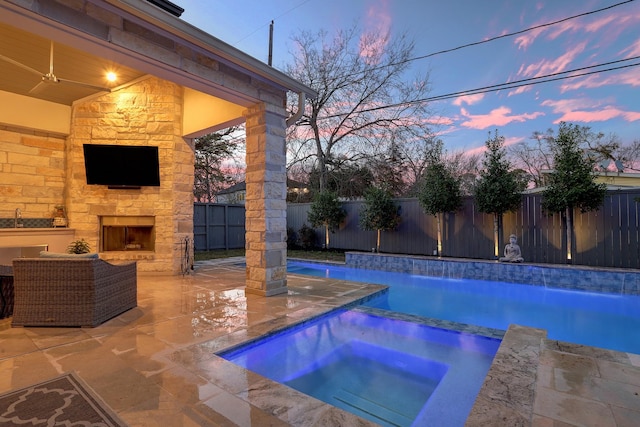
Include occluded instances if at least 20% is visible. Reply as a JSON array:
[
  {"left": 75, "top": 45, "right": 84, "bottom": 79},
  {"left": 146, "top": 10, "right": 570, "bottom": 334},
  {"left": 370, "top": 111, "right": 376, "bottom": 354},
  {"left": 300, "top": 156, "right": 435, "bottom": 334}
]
[{"left": 101, "top": 216, "right": 155, "bottom": 251}]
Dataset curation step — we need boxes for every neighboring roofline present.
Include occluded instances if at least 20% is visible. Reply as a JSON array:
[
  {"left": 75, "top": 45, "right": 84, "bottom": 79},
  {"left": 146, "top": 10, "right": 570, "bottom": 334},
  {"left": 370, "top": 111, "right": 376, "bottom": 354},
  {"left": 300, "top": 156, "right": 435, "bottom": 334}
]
[
  {"left": 217, "top": 182, "right": 247, "bottom": 195},
  {"left": 540, "top": 169, "right": 640, "bottom": 178},
  {"left": 217, "top": 179, "right": 308, "bottom": 195},
  {"left": 105, "top": 0, "right": 317, "bottom": 99},
  {"left": 524, "top": 185, "right": 640, "bottom": 194}
]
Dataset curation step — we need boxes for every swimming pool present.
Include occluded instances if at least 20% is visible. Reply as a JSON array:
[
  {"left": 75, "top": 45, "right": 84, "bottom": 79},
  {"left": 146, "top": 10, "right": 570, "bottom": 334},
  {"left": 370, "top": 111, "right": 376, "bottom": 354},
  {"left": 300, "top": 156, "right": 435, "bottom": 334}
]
[
  {"left": 221, "top": 309, "right": 500, "bottom": 427},
  {"left": 288, "top": 260, "right": 640, "bottom": 354}
]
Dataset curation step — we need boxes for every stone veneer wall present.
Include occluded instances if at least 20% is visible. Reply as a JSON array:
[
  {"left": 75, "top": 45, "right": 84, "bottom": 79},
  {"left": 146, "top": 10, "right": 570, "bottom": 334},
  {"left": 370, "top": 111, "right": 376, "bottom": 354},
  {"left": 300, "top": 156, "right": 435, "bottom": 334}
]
[
  {"left": 67, "top": 77, "right": 193, "bottom": 274},
  {"left": 346, "top": 252, "right": 640, "bottom": 295},
  {"left": 0, "top": 126, "right": 66, "bottom": 219},
  {"left": 244, "top": 103, "right": 288, "bottom": 296}
]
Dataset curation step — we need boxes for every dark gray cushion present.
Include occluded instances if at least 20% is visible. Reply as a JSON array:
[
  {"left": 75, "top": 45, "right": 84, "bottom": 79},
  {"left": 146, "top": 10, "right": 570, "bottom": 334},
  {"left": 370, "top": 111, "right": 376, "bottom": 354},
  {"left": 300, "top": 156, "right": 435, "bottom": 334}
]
[{"left": 39, "top": 251, "right": 99, "bottom": 259}]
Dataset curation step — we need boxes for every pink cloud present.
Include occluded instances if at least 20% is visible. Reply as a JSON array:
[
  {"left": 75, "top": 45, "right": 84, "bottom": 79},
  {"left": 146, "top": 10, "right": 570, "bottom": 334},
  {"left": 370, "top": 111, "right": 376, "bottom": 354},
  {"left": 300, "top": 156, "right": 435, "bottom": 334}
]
[
  {"left": 432, "top": 116, "right": 454, "bottom": 126},
  {"left": 464, "top": 144, "right": 487, "bottom": 157},
  {"left": 560, "top": 68, "right": 640, "bottom": 92},
  {"left": 542, "top": 98, "right": 640, "bottom": 123},
  {"left": 552, "top": 108, "right": 640, "bottom": 124},
  {"left": 504, "top": 136, "right": 525, "bottom": 148},
  {"left": 365, "top": 0, "right": 391, "bottom": 32},
  {"left": 515, "top": 27, "right": 545, "bottom": 50},
  {"left": 458, "top": 106, "right": 544, "bottom": 130},
  {"left": 508, "top": 85, "right": 532, "bottom": 96},
  {"left": 452, "top": 93, "right": 485, "bottom": 106},
  {"left": 463, "top": 135, "right": 525, "bottom": 157},
  {"left": 541, "top": 98, "right": 599, "bottom": 111},
  {"left": 621, "top": 38, "right": 640, "bottom": 58},
  {"left": 514, "top": 9, "right": 640, "bottom": 50},
  {"left": 360, "top": 1, "right": 391, "bottom": 60},
  {"left": 518, "top": 42, "right": 586, "bottom": 77}
]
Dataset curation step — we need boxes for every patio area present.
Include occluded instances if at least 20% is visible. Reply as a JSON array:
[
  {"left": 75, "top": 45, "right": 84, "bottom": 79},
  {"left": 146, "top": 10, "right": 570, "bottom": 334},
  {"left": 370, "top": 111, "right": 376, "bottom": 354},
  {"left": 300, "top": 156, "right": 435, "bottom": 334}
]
[{"left": 0, "top": 258, "right": 638, "bottom": 426}]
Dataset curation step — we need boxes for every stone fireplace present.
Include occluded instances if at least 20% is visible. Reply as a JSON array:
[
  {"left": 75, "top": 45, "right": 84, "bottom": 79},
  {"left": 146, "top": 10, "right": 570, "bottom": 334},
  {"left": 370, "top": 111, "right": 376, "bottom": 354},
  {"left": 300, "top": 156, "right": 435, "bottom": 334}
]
[
  {"left": 64, "top": 77, "right": 194, "bottom": 274},
  {"left": 101, "top": 216, "right": 155, "bottom": 252}
]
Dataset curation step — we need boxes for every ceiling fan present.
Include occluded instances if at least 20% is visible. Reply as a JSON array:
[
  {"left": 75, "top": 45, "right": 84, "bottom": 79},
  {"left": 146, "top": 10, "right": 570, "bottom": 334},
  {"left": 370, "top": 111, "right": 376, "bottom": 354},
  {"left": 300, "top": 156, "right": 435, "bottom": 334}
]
[{"left": 0, "top": 40, "right": 111, "bottom": 94}]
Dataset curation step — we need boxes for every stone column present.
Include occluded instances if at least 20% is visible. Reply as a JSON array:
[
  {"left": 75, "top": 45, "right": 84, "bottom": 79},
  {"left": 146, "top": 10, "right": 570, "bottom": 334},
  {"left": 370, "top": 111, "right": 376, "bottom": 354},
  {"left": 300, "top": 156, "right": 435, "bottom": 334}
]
[{"left": 244, "top": 102, "right": 288, "bottom": 296}]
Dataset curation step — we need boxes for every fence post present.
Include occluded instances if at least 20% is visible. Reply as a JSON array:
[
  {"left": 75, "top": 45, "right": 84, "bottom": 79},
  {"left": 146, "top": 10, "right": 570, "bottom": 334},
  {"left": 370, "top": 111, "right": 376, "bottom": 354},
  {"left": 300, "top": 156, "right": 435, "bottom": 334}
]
[{"left": 224, "top": 204, "right": 229, "bottom": 250}]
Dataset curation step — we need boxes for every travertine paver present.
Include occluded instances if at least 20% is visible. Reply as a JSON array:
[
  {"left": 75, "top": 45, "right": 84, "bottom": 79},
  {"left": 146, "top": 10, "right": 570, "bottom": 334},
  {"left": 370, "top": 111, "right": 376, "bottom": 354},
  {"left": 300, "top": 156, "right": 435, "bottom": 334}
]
[
  {"left": 1, "top": 258, "right": 638, "bottom": 426},
  {"left": 467, "top": 325, "right": 640, "bottom": 426}
]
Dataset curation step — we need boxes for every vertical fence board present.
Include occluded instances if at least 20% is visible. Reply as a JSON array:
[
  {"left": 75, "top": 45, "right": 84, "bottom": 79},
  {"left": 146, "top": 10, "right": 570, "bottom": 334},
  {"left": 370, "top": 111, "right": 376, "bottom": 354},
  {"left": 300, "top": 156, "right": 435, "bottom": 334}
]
[{"left": 193, "top": 203, "right": 245, "bottom": 251}]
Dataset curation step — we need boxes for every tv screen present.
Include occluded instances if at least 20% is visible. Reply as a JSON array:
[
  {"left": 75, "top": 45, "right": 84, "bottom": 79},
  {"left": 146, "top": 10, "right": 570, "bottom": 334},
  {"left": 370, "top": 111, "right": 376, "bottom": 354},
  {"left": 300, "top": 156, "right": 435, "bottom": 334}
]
[{"left": 83, "top": 144, "right": 160, "bottom": 188}]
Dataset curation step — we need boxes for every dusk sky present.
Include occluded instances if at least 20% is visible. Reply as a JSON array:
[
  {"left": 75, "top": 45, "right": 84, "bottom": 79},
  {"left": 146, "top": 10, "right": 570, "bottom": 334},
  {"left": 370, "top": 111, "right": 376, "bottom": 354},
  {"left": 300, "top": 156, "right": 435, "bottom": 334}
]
[{"left": 177, "top": 0, "right": 640, "bottom": 155}]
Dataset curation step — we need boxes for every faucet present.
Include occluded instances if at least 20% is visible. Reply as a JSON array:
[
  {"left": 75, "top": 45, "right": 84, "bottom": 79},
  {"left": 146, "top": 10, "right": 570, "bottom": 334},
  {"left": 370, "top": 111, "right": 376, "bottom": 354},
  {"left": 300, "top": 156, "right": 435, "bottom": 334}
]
[{"left": 15, "top": 208, "right": 23, "bottom": 228}]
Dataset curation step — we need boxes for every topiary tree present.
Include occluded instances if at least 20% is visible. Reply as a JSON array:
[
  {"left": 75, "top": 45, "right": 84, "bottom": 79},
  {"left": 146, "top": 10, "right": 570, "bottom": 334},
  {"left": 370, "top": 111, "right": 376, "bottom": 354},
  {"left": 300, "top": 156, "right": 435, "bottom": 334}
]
[
  {"left": 418, "top": 142, "right": 462, "bottom": 256},
  {"left": 474, "top": 130, "right": 527, "bottom": 258},
  {"left": 359, "top": 186, "right": 401, "bottom": 252},
  {"left": 307, "top": 191, "right": 346, "bottom": 249},
  {"left": 542, "top": 122, "right": 606, "bottom": 262}
]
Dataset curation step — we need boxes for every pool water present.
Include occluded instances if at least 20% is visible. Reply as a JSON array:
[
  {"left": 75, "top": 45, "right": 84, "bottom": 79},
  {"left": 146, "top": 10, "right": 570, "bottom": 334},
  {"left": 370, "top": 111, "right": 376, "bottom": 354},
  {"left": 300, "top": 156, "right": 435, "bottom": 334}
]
[
  {"left": 288, "top": 261, "right": 640, "bottom": 354},
  {"left": 221, "top": 310, "right": 500, "bottom": 427}
]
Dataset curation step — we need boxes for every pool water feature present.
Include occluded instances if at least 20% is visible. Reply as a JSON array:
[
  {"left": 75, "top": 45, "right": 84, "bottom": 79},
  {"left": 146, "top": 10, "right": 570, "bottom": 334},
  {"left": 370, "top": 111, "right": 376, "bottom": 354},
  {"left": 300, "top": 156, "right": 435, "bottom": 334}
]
[
  {"left": 221, "top": 310, "right": 500, "bottom": 427},
  {"left": 287, "top": 261, "right": 640, "bottom": 355}
]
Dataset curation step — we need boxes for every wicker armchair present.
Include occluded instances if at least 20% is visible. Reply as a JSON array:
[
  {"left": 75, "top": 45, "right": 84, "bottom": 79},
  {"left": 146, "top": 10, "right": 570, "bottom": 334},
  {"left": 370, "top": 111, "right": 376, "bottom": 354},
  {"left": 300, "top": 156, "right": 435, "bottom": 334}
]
[{"left": 11, "top": 258, "right": 137, "bottom": 327}]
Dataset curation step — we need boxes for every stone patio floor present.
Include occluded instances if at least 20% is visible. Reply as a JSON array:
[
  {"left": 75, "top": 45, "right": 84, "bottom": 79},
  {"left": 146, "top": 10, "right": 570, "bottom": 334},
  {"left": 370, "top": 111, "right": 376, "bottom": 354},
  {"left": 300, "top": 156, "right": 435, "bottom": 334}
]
[{"left": 0, "top": 258, "right": 638, "bottom": 426}]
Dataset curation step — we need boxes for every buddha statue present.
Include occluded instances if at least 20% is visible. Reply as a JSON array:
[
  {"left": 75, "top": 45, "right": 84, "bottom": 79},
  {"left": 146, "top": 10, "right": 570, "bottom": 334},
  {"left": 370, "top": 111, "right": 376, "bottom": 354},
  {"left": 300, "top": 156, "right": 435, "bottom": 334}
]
[{"left": 499, "top": 234, "right": 524, "bottom": 263}]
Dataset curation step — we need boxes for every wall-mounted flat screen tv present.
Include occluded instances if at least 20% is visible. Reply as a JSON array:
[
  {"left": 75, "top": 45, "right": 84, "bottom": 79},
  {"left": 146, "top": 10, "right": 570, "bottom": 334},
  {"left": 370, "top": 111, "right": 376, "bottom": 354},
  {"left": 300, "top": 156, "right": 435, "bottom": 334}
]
[{"left": 83, "top": 144, "right": 160, "bottom": 188}]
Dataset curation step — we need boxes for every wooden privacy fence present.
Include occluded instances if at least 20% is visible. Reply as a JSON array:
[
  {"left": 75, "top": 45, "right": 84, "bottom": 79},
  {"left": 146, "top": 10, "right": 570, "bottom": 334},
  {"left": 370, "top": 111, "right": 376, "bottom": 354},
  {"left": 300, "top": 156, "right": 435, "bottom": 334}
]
[
  {"left": 286, "top": 189, "right": 640, "bottom": 269},
  {"left": 193, "top": 203, "right": 245, "bottom": 251},
  {"left": 194, "top": 189, "right": 640, "bottom": 268}
]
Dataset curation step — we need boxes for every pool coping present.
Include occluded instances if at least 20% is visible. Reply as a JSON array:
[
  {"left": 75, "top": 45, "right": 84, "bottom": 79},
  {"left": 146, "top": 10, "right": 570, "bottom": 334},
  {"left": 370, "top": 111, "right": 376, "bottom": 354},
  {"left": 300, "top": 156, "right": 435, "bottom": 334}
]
[
  {"left": 345, "top": 252, "right": 640, "bottom": 295},
  {"left": 465, "top": 324, "right": 640, "bottom": 425}
]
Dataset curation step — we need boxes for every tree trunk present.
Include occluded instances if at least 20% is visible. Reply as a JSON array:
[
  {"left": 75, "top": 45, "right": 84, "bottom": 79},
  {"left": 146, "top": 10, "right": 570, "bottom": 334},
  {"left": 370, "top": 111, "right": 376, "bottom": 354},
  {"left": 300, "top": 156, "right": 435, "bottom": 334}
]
[
  {"left": 311, "top": 120, "right": 328, "bottom": 191},
  {"left": 376, "top": 229, "right": 381, "bottom": 253},
  {"left": 436, "top": 213, "right": 442, "bottom": 256},
  {"left": 493, "top": 213, "right": 499, "bottom": 259},
  {"left": 324, "top": 224, "right": 330, "bottom": 249},
  {"left": 565, "top": 206, "right": 572, "bottom": 263}
]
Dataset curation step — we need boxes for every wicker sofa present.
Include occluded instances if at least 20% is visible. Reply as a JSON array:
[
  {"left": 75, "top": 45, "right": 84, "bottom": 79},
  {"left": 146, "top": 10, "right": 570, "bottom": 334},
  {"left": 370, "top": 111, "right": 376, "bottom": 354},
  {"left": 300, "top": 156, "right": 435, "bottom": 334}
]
[{"left": 11, "top": 257, "right": 137, "bottom": 327}]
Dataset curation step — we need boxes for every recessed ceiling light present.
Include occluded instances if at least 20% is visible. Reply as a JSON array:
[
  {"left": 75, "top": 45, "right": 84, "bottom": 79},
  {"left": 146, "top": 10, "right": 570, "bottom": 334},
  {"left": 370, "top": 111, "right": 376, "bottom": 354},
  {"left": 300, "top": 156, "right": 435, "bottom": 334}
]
[{"left": 106, "top": 71, "right": 117, "bottom": 82}]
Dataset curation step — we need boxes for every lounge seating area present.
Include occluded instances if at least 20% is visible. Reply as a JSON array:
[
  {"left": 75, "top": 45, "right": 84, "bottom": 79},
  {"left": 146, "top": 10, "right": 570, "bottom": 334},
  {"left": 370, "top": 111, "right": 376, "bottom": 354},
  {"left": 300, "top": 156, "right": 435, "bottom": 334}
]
[{"left": 10, "top": 257, "right": 137, "bottom": 327}]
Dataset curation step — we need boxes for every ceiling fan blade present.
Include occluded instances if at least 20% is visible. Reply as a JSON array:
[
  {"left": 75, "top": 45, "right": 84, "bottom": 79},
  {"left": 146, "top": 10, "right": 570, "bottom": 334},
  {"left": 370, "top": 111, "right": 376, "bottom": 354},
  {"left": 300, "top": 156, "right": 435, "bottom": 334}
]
[
  {"left": 0, "top": 53, "right": 44, "bottom": 77},
  {"left": 29, "top": 79, "right": 52, "bottom": 94},
  {"left": 48, "top": 41, "right": 111, "bottom": 93},
  {"left": 48, "top": 41, "right": 55, "bottom": 76},
  {"left": 57, "top": 77, "right": 111, "bottom": 92}
]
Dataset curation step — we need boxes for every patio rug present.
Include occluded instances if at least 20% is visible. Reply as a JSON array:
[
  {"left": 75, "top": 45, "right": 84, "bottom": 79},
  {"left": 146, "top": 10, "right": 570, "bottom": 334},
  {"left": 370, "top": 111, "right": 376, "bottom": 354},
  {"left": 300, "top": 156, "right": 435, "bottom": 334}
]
[{"left": 0, "top": 372, "right": 127, "bottom": 426}]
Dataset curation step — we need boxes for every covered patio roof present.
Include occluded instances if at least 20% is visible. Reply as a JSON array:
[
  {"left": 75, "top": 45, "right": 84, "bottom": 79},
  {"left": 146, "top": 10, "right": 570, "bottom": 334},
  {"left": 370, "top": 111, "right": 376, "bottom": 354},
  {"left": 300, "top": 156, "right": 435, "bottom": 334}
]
[{"left": 0, "top": 0, "right": 315, "bottom": 136}]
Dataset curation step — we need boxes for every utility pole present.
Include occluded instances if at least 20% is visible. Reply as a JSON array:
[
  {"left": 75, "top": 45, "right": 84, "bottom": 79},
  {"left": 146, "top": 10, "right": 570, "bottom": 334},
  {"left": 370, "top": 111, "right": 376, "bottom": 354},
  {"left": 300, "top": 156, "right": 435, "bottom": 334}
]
[{"left": 268, "top": 20, "right": 274, "bottom": 66}]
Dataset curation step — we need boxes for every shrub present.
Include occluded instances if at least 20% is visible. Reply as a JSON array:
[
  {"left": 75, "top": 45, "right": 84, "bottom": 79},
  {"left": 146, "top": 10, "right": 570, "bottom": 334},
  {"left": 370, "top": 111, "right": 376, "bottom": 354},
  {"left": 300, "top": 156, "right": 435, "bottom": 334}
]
[
  {"left": 67, "top": 239, "right": 91, "bottom": 254},
  {"left": 287, "top": 227, "right": 298, "bottom": 249},
  {"left": 297, "top": 224, "right": 317, "bottom": 250}
]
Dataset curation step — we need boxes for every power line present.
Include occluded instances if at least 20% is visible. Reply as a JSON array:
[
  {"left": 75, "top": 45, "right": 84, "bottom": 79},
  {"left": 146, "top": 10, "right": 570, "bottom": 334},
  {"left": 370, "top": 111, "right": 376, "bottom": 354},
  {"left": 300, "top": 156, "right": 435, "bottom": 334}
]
[
  {"left": 428, "top": 62, "right": 639, "bottom": 103},
  {"left": 399, "top": 0, "right": 635, "bottom": 68},
  {"left": 335, "top": 0, "right": 635, "bottom": 79},
  {"left": 232, "top": 0, "right": 313, "bottom": 46},
  {"left": 426, "top": 55, "right": 640, "bottom": 101},
  {"left": 318, "top": 56, "right": 640, "bottom": 119}
]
